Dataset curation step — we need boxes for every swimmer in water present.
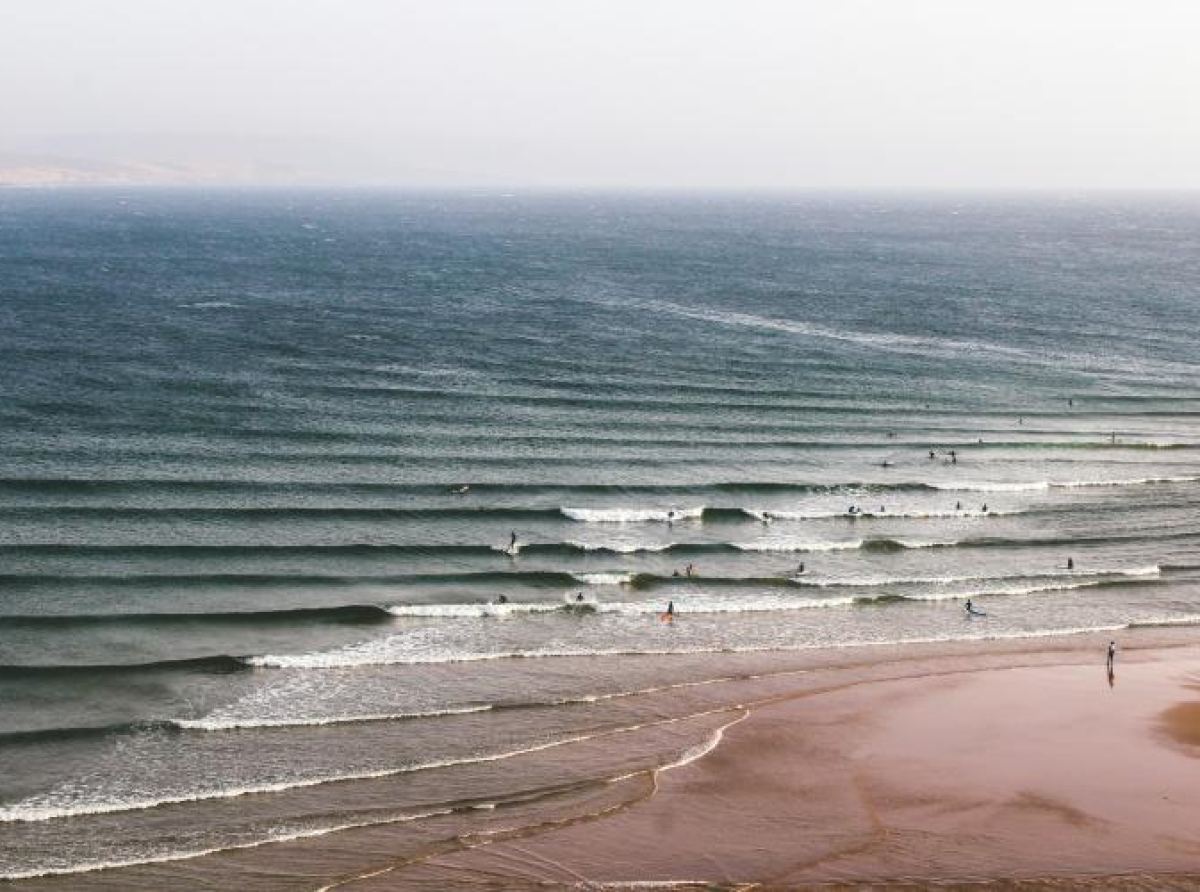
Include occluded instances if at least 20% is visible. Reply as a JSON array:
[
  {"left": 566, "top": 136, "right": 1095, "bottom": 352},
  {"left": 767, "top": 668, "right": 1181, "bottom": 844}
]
[
  {"left": 1067, "top": 557, "right": 1074, "bottom": 570},
  {"left": 797, "top": 561, "right": 805, "bottom": 574},
  {"left": 497, "top": 594, "right": 508, "bottom": 604},
  {"left": 685, "top": 563, "right": 695, "bottom": 577},
  {"left": 575, "top": 592, "right": 585, "bottom": 602}
]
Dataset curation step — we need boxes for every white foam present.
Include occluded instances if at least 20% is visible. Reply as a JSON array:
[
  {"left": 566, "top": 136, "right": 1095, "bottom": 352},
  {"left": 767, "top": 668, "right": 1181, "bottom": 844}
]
[
  {"left": 386, "top": 602, "right": 559, "bottom": 618},
  {"left": 566, "top": 541, "right": 672, "bottom": 553},
  {"left": 597, "top": 595, "right": 856, "bottom": 615},
  {"left": 572, "top": 571, "right": 636, "bottom": 585},
  {"left": 734, "top": 538, "right": 864, "bottom": 552},
  {"left": 798, "top": 565, "right": 1159, "bottom": 588},
  {"left": 933, "top": 476, "right": 1200, "bottom": 492},
  {"left": 749, "top": 507, "right": 1013, "bottom": 520},
  {"left": 0, "top": 809, "right": 454, "bottom": 880},
  {"left": 174, "top": 705, "right": 492, "bottom": 732},
  {"left": 562, "top": 506, "right": 704, "bottom": 523},
  {"left": 931, "top": 480, "right": 1051, "bottom": 492},
  {"left": 0, "top": 708, "right": 745, "bottom": 825}
]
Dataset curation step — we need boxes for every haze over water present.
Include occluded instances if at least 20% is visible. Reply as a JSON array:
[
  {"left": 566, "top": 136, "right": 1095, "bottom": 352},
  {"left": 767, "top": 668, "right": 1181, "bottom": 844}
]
[{"left": 2, "top": 189, "right": 1200, "bottom": 881}]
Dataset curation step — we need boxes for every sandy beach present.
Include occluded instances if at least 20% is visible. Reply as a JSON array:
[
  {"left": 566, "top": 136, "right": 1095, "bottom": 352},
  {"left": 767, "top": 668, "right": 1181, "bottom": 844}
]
[{"left": 314, "top": 630, "right": 1200, "bottom": 890}]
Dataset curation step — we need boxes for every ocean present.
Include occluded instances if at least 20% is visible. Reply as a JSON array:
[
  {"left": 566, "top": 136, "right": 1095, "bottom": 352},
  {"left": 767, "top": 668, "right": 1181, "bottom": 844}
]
[{"left": 1, "top": 189, "right": 1199, "bottom": 883}]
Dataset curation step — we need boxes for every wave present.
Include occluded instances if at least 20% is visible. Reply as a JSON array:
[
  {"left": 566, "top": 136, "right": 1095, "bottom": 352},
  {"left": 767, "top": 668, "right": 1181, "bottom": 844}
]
[
  {"left": 0, "top": 655, "right": 248, "bottom": 680},
  {"left": 743, "top": 507, "right": 1013, "bottom": 521},
  {"left": 561, "top": 506, "right": 705, "bottom": 523},
  {"left": 172, "top": 704, "right": 493, "bottom": 732},
  {"left": 386, "top": 602, "right": 567, "bottom": 618},
  {"left": 246, "top": 617, "right": 1191, "bottom": 671},
  {"left": 0, "top": 708, "right": 733, "bottom": 824},
  {"left": 572, "top": 571, "right": 636, "bottom": 585},
  {"left": 0, "top": 604, "right": 395, "bottom": 628},
  {"left": 795, "top": 565, "right": 1162, "bottom": 588},
  {"left": 931, "top": 475, "right": 1200, "bottom": 492},
  {"left": 2, "top": 531, "right": 1190, "bottom": 563},
  {"left": 1, "top": 473, "right": 1194, "bottom": 501}
]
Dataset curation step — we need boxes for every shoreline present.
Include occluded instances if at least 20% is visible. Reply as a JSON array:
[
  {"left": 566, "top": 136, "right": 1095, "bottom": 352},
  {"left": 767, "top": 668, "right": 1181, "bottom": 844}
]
[{"left": 12, "top": 626, "right": 1200, "bottom": 889}]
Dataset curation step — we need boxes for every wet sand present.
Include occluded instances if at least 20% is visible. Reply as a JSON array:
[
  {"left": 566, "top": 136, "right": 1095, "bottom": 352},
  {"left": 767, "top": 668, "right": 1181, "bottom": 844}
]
[{"left": 340, "top": 636, "right": 1200, "bottom": 889}]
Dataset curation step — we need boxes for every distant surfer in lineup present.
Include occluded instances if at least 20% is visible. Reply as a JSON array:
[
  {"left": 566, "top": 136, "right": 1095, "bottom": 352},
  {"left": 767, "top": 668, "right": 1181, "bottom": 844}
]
[{"left": 452, "top": 484, "right": 470, "bottom": 494}]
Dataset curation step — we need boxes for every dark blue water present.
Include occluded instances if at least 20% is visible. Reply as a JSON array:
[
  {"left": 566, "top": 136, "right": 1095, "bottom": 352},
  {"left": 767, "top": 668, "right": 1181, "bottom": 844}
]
[{"left": 2, "top": 190, "right": 1200, "bottom": 880}]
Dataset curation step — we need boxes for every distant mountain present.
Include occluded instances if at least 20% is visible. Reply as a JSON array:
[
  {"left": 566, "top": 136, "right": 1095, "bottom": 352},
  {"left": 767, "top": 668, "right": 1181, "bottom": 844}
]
[{"left": 0, "top": 151, "right": 314, "bottom": 187}]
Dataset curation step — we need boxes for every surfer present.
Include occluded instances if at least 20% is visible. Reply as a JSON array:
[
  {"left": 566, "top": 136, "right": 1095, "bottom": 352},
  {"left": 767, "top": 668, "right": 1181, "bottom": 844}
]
[
  {"left": 575, "top": 592, "right": 585, "bottom": 602},
  {"left": 667, "top": 600, "right": 675, "bottom": 617},
  {"left": 509, "top": 531, "right": 518, "bottom": 550},
  {"left": 497, "top": 594, "right": 508, "bottom": 604},
  {"left": 452, "top": 484, "right": 470, "bottom": 494},
  {"left": 929, "top": 450, "right": 936, "bottom": 459},
  {"left": 981, "top": 503, "right": 987, "bottom": 513},
  {"left": 880, "top": 460, "right": 892, "bottom": 468},
  {"left": 667, "top": 509, "right": 676, "bottom": 523},
  {"left": 797, "top": 561, "right": 805, "bottom": 574},
  {"left": 685, "top": 563, "right": 696, "bottom": 578},
  {"left": 965, "top": 598, "right": 984, "bottom": 617},
  {"left": 949, "top": 450, "right": 957, "bottom": 464},
  {"left": 955, "top": 500, "right": 962, "bottom": 511},
  {"left": 1067, "top": 557, "right": 1074, "bottom": 570}
]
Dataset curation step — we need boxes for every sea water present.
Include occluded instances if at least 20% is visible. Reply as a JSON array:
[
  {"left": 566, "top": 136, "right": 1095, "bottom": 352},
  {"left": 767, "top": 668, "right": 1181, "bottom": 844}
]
[{"left": 1, "top": 190, "right": 1199, "bottom": 880}]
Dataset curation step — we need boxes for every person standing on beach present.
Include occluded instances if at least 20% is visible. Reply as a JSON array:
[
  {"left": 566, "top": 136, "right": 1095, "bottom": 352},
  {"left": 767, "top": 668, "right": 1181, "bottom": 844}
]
[{"left": 1107, "top": 640, "right": 1117, "bottom": 672}]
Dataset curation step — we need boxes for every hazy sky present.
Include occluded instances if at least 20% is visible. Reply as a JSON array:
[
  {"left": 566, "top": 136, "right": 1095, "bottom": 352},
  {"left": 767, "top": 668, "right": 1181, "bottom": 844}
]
[{"left": 2, "top": 0, "right": 1199, "bottom": 188}]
